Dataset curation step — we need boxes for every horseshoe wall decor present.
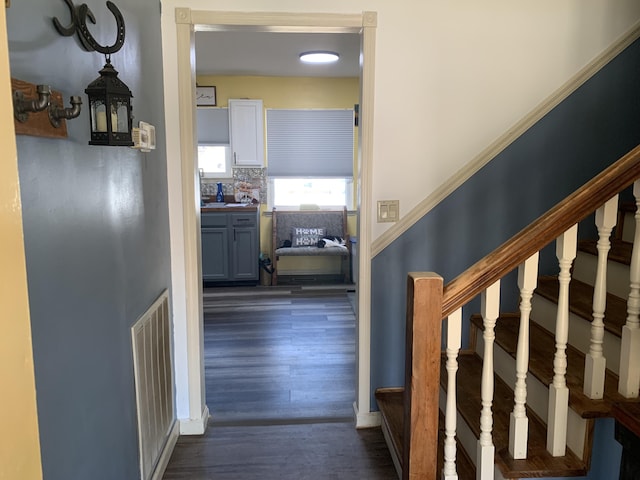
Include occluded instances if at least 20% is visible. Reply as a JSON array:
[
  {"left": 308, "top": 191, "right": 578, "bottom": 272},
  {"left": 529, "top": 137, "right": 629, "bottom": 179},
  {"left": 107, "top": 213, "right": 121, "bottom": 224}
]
[{"left": 53, "top": 0, "right": 125, "bottom": 55}]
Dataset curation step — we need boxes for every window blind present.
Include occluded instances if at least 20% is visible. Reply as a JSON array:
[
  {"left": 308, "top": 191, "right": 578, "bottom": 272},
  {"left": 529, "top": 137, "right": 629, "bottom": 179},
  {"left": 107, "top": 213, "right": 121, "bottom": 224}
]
[
  {"left": 197, "top": 107, "right": 229, "bottom": 144},
  {"left": 266, "top": 109, "right": 354, "bottom": 177}
]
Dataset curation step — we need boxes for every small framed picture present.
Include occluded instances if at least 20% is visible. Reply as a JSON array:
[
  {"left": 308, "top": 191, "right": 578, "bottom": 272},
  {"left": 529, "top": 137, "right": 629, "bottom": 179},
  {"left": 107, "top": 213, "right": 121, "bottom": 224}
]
[{"left": 196, "top": 86, "right": 216, "bottom": 106}]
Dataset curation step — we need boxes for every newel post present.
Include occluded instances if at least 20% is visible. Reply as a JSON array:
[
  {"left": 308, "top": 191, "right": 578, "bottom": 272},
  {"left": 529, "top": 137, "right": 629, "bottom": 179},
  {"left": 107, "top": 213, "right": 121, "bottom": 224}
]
[{"left": 403, "top": 272, "right": 444, "bottom": 480}]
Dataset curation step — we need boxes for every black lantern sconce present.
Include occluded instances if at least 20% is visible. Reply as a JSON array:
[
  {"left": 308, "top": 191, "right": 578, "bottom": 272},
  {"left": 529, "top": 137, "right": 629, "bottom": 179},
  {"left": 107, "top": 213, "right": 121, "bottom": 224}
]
[
  {"left": 54, "top": 0, "right": 133, "bottom": 146},
  {"left": 85, "top": 57, "right": 133, "bottom": 146}
]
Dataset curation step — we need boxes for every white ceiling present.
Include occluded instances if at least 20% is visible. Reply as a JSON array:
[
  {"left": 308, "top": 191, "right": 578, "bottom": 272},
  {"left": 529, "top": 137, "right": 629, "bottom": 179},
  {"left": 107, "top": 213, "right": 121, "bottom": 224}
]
[{"left": 194, "top": 31, "right": 361, "bottom": 78}]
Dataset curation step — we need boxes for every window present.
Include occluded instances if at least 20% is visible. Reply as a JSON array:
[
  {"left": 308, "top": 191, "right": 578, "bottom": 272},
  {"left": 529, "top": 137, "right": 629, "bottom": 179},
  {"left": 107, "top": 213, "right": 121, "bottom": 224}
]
[
  {"left": 266, "top": 108, "right": 354, "bottom": 207},
  {"left": 197, "top": 144, "right": 232, "bottom": 178},
  {"left": 197, "top": 107, "right": 231, "bottom": 177},
  {"left": 271, "top": 178, "right": 351, "bottom": 208}
]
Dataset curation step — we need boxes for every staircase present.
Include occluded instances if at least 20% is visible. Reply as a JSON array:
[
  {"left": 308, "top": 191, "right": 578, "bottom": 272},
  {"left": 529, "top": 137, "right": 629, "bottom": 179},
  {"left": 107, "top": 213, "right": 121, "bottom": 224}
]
[{"left": 375, "top": 145, "right": 640, "bottom": 479}]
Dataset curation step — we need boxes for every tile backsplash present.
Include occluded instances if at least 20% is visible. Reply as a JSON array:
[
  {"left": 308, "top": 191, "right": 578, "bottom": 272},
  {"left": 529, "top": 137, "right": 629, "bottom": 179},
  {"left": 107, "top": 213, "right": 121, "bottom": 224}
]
[{"left": 201, "top": 167, "right": 267, "bottom": 204}]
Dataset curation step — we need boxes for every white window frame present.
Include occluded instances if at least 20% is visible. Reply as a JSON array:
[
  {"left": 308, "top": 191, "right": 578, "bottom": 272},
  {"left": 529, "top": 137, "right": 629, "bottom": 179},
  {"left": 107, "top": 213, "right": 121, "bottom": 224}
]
[
  {"left": 268, "top": 176, "right": 353, "bottom": 210},
  {"left": 197, "top": 143, "right": 232, "bottom": 179}
]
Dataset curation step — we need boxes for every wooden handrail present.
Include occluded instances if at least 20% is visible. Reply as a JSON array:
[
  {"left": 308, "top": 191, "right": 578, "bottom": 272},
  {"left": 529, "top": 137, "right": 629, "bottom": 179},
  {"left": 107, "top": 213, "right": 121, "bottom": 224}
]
[{"left": 442, "top": 144, "right": 640, "bottom": 318}]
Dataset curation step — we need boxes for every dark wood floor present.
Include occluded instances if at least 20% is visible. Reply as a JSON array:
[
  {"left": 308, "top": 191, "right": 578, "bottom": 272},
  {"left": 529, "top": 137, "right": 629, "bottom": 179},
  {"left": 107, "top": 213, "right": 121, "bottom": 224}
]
[{"left": 163, "top": 285, "right": 397, "bottom": 479}]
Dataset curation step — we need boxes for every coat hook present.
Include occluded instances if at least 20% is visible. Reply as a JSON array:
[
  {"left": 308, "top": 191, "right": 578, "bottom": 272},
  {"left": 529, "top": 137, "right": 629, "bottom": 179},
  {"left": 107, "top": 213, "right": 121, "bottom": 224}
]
[
  {"left": 49, "top": 96, "right": 83, "bottom": 128},
  {"left": 14, "top": 84, "right": 51, "bottom": 122},
  {"left": 52, "top": 0, "right": 95, "bottom": 40}
]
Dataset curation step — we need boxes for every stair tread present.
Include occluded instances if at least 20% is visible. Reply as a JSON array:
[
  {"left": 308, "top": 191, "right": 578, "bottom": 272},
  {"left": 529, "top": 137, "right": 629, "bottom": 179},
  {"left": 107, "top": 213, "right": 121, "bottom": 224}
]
[
  {"left": 578, "top": 239, "right": 633, "bottom": 266},
  {"left": 375, "top": 387, "right": 404, "bottom": 461},
  {"left": 612, "top": 402, "right": 640, "bottom": 438},
  {"left": 441, "top": 352, "right": 587, "bottom": 478},
  {"left": 375, "top": 388, "right": 476, "bottom": 480},
  {"left": 471, "top": 313, "right": 640, "bottom": 418},
  {"left": 536, "top": 276, "right": 626, "bottom": 338}
]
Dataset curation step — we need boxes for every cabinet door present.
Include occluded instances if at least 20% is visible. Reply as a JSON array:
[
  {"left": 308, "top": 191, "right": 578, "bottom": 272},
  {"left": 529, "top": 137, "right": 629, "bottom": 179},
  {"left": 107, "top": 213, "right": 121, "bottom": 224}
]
[
  {"left": 201, "top": 227, "right": 229, "bottom": 281},
  {"left": 231, "top": 227, "right": 258, "bottom": 280},
  {"left": 229, "top": 99, "right": 264, "bottom": 167}
]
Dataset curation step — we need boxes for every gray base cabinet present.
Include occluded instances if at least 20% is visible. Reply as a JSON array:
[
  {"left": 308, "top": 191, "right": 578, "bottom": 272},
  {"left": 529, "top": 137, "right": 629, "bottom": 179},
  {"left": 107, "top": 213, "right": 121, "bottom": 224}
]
[{"left": 201, "top": 210, "right": 259, "bottom": 283}]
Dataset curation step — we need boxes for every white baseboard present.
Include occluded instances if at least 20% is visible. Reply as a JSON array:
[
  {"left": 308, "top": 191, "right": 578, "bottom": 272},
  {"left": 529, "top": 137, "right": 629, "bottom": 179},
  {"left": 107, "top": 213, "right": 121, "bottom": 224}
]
[
  {"left": 150, "top": 420, "right": 180, "bottom": 480},
  {"left": 179, "top": 405, "right": 210, "bottom": 435},
  {"left": 353, "top": 401, "right": 381, "bottom": 428}
]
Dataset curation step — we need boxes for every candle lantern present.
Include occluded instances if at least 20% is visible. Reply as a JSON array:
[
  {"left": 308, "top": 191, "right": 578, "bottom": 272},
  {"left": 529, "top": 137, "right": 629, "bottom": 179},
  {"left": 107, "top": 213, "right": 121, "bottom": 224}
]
[
  {"left": 52, "top": 0, "right": 133, "bottom": 146},
  {"left": 85, "top": 57, "right": 133, "bottom": 146}
]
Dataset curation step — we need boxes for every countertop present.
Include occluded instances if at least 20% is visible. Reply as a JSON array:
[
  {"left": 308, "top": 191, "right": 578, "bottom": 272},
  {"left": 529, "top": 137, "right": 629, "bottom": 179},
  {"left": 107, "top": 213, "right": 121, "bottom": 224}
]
[{"left": 201, "top": 203, "right": 259, "bottom": 213}]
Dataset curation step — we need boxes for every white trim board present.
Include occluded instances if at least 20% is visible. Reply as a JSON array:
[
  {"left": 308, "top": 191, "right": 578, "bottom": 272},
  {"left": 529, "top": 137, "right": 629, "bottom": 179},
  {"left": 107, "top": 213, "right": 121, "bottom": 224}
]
[
  {"left": 353, "top": 401, "right": 382, "bottom": 429},
  {"left": 179, "top": 405, "right": 210, "bottom": 435},
  {"left": 371, "top": 19, "right": 640, "bottom": 258},
  {"left": 162, "top": 8, "right": 377, "bottom": 433}
]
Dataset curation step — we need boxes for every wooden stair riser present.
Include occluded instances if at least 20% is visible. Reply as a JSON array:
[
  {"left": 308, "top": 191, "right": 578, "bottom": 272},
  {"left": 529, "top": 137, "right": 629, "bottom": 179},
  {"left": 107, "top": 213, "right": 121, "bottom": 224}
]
[
  {"left": 572, "top": 250, "right": 630, "bottom": 300},
  {"left": 531, "top": 294, "right": 621, "bottom": 374},
  {"left": 472, "top": 324, "right": 589, "bottom": 460}
]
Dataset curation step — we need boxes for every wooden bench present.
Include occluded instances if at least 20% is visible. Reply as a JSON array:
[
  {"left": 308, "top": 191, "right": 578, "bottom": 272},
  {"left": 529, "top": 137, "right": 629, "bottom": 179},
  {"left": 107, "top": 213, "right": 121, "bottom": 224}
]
[{"left": 271, "top": 207, "right": 350, "bottom": 285}]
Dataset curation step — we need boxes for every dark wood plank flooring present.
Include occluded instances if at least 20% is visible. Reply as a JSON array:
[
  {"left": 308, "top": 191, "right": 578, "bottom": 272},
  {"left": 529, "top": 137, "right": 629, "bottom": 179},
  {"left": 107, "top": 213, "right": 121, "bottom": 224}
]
[
  {"left": 163, "top": 285, "right": 397, "bottom": 479},
  {"left": 163, "top": 419, "right": 397, "bottom": 480}
]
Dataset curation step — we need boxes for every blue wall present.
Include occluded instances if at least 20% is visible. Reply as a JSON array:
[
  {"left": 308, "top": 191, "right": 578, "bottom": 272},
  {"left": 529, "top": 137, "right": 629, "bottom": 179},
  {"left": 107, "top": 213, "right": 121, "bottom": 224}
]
[
  {"left": 8, "top": 1, "right": 170, "bottom": 479},
  {"left": 370, "top": 36, "right": 640, "bottom": 477}
]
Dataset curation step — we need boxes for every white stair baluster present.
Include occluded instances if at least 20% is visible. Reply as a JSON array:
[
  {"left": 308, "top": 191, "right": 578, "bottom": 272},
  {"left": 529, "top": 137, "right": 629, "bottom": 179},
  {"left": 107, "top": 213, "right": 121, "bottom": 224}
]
[
  {"left": 547, "top": 224, "right": 577, "bottom": 456},
  {"left": 443, "top": 308, "right": 462, "bottom": 480},
  {"left": 619, "top": 180, "right": 640, "bottom": 398},
  {"left": 584, "top": 195, "right": 618, "bottom": 399},
  {"left": 477, "top": 280, "right": 500, "bottom": 480},
  {"left": 509, "top": 252, "right": 539, "bottom": 459}
]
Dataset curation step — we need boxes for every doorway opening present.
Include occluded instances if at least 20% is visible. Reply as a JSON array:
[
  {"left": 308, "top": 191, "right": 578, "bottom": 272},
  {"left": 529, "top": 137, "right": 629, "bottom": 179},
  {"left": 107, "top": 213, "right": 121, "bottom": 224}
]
[{"left": 165, "top": 9, "right": 377, "bottom": 432}]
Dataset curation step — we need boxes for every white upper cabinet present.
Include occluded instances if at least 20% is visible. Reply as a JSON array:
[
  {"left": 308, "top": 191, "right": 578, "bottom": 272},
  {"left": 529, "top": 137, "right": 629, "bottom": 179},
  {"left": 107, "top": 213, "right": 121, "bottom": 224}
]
[{"left": 228, "top": 99, "right": 264, "bottom": 167}]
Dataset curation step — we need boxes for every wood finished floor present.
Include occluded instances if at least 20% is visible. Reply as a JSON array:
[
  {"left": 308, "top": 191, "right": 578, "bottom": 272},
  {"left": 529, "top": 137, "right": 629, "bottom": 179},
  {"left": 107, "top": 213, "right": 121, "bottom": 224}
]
[{"left": 163, "top": 285, "right": 397, "bottom": 479}]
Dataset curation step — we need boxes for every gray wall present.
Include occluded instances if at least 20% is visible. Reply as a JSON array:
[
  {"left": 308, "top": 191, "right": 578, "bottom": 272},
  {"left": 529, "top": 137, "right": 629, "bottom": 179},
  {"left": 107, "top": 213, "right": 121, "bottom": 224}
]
[
  {"left": 8, "top": 2, "right": 170, "bottom": 479},
  {"left": 370, "top": 36, "right": 640, "bottom": 478}
]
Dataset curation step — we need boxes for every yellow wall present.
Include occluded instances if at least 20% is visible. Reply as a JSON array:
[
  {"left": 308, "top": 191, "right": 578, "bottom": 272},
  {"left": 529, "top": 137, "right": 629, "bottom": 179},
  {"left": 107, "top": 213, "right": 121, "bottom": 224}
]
[
  {"left": 0, "top": 5, "right": 43, "bottom": 479},
  {"left": 196, "top": 75, "right": 358, "bottom": 109},
  {"left": 198, "top": 75, "right": 359, "bottom": 280}
]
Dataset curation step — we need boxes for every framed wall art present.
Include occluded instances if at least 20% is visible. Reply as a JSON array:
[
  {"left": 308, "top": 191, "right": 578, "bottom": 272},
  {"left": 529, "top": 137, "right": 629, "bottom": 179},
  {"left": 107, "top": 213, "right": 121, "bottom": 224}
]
[{"left": 196, "top": 86, "right": 216, "bottom": 106}]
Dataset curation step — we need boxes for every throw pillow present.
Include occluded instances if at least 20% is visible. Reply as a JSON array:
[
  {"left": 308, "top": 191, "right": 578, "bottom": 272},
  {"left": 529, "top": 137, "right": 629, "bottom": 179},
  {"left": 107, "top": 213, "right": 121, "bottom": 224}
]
[{"left": 291, "top": 227, "right": 325, "bottom": 247}]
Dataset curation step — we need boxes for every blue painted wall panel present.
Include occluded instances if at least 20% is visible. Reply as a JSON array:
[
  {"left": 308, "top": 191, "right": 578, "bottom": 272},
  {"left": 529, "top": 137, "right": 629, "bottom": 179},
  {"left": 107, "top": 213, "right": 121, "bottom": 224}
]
[{"left": 7, "top": 2, "right": 169, "bottom": 479}]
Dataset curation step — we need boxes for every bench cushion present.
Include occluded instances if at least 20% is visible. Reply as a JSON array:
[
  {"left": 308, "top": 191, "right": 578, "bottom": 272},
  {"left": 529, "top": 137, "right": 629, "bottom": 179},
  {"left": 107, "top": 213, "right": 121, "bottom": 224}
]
[{"left": 275, "top": 245, "right": 349, "bottom": 257}]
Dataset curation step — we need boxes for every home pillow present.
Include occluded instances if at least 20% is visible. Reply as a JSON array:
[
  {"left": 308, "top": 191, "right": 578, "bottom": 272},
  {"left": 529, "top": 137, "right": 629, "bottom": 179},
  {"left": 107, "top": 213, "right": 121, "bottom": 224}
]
[{"left": 291, "top": 227, "right": 325, "bottom": 247}]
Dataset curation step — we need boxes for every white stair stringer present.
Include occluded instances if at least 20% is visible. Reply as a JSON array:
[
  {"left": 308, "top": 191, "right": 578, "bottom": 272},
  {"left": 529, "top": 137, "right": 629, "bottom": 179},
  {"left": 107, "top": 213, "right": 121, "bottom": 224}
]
[
  {"left": 531, "top": 294, "right": 621, "bottom": 375},
  {"left": 474, "top": 331, "right": 588, "bottom": 460},
  {"left": 379, "top": 413, "right": 402, "bottom": 479},
  {"left": 572, "top": 250, "right": 630, "bottom": 300}
]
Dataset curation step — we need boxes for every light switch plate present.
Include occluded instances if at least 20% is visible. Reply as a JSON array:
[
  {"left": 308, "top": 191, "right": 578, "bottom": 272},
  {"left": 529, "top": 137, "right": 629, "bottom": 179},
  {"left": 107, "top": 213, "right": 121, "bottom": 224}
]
[{"left": 377, "top": 200, "right": 399, "bottom": 223}]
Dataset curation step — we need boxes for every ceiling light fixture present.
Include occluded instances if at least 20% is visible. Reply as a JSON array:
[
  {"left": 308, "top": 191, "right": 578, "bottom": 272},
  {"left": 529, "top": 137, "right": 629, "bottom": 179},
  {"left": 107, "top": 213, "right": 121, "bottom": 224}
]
[{"left": 299, "top": 51, "right": 340, "bottom": 64}]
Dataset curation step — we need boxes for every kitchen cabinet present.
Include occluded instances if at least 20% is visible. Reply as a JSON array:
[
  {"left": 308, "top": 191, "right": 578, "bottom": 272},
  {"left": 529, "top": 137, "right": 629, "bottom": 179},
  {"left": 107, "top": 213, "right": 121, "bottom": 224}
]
[
  {"left": 201, "top": 209, "right": 259, "bottom": 284},
  {"left": 228, "top": 99, "right": 264, "bottom": 167}
]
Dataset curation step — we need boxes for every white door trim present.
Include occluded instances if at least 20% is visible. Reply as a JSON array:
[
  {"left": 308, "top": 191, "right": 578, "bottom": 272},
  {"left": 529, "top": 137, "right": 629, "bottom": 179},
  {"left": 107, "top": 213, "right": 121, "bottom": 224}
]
[{"left": 164, "top": 8, "right": 377, "bottom": 430}]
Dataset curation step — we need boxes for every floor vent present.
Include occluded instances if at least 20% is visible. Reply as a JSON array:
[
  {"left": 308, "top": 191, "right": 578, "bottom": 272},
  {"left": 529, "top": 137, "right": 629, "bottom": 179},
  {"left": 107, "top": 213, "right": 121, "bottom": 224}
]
[{"left": 131, "top": 290, "right": 174, "bottom": 480}]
